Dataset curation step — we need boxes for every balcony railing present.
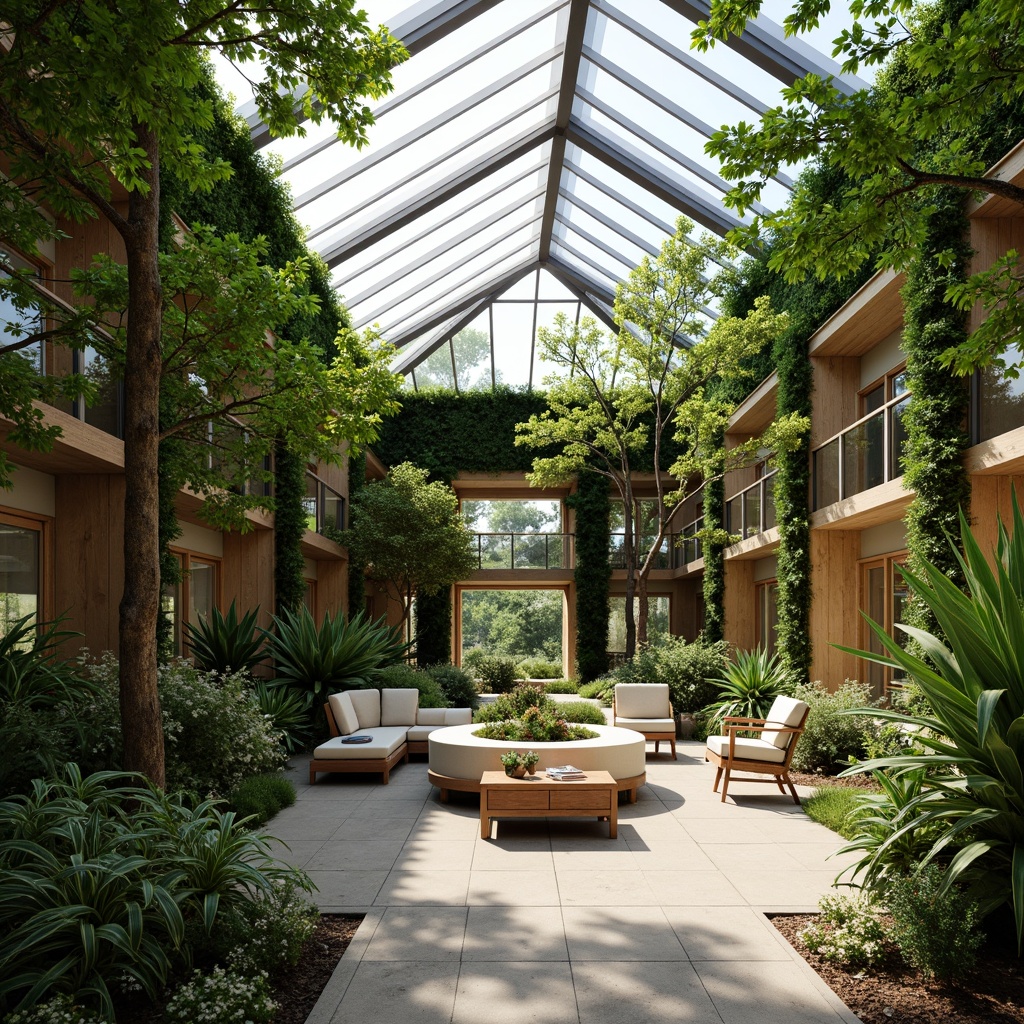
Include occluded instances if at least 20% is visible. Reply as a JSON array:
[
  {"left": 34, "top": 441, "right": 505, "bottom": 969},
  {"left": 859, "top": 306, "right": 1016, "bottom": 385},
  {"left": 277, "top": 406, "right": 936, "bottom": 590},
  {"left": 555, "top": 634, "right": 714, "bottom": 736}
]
[
  {"left": 726, "top": 470, "right": 777, "bottom": 540},
  {"left": 303, "top": 473, "right": 345, "bottom": 536},
  {"left": 472, "top": 532, "right": 571, "bottom": 570},
  {"left": 812, "top": 391, "right": 911, "bottom": 510}
]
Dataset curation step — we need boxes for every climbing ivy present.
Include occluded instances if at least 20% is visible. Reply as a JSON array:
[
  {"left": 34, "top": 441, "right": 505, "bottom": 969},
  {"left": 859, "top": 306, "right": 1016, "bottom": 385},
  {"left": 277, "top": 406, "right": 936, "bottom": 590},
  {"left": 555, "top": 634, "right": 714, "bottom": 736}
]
[
  {"left": 273, "top": 442, "right": 308, "bottom": 615},
  {"left": 347, "top": 449, "right": 367, "bottom": 618},
  {"left": 414, "top": 591, "right": 452, "bottom": 666},
  {"left": 701, "top": 465, "right": 725, "bottom": 645},
  {"left": 567, "top": 470, "right": 611, "bottom": 682}
]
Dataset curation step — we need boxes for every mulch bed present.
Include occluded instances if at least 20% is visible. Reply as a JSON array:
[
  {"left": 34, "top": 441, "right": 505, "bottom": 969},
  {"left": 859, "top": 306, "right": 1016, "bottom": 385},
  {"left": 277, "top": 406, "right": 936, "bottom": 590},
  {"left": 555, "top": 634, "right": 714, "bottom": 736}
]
[
  {"left": 771, "top": 913, "right": 1024, "bottom": 1024},
  {"left": 789, "top": 769, "right": 882, "bottom": 791}
]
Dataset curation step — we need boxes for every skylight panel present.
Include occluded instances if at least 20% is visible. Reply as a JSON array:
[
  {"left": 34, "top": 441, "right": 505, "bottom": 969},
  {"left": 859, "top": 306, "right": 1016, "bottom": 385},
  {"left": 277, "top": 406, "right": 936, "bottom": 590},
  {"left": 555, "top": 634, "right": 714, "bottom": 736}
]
[
  {"left": 497, "top": 272, "right": 539, "bottom": 301},
  {"left": 492, "top": 302, "right": 536, "bottom": 388},
  {"left": 558, "top": 200, "right": 650, "bottom": 268},
  {"left": 453, "top": 311, "right": 494, "bottom": 392},
  {"left": 537, "top": 269, "right": 580, "bottom": 301}
]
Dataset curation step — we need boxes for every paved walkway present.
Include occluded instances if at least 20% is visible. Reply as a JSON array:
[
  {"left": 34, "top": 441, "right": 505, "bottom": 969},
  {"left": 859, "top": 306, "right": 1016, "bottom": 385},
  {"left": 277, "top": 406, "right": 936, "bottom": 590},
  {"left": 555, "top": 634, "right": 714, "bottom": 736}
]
[{"left": 268, "top": 743, "right": 862, "bottom": 1024}]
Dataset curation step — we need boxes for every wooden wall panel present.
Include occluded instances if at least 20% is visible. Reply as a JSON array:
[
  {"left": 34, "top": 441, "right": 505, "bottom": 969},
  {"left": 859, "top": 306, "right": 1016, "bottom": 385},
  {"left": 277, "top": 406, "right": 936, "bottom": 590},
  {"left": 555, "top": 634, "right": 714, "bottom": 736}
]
[
  {"left": 969, "top": 218, "right": 1024, "bottom": 332},
  {"left": 809, "top": 530, "right": 860, "bottom": 689},
  {"left": 222, "top": 529, "right": 275, "bottom": 630},
  {"left": 54, "top": 474, "right": 124, "bottom": 654},
  {"left": 723, "top": 559, "right": 756, "bottom": 651},
  {"left": 811, "top": 356, "right": 860, "bottom": 446},
  {"left": 970, "top": 474, "right": 1024, "bottom": 564},
  {"left": 316, "top": 560, "right": 348, "bottom": 620}
]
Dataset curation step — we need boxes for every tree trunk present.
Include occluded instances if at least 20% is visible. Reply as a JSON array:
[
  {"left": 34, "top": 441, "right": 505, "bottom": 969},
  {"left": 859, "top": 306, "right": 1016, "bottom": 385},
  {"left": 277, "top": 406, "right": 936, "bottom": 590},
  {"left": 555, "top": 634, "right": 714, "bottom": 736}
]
[
  {"left": 118, "top": 123, "right": 166, "bottom": 788},
  {"left": 637, "top": 572, "right": 649, "bottom": 648}
]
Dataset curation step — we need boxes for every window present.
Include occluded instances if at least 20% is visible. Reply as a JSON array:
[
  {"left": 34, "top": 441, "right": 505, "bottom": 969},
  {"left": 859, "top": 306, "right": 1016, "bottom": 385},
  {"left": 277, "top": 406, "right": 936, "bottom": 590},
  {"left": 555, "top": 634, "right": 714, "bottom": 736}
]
[
  {"left": 975, "top": 341, "right": 1024, "bottom": 441},
  {"left": 162, "top": 550, "right": 221, "bottom": 657},
  {"left": 859, "top": 554, "right": 909, "bottom": 699},
  {"left": 0, "top": 249, "right": 45, "bottom": 376},
  {"left": 756, "top": 580, "right": 779, "bottom": 657},
  {"left": 0, "top": 511, "right": 48, "bottom": 637},
  {"left": 304, "top": 471, "right": 346, "bottom": 536}
]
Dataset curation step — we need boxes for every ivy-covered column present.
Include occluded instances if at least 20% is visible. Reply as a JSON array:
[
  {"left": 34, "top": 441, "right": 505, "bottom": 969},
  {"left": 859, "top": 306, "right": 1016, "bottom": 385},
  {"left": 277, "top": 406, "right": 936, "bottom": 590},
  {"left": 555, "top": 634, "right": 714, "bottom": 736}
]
[
  {"left": 567, "top": 470, "right": 611, "bottom": 682},
  {"left": 901, "top": 187, "right": 972, "bottom": 634},
  {"left": 347, "top": 449, "right": 367, "bottom": 618},
  {"left": 701, "top": 436, "right": 726, "bottom": 643},
  {"left": 415, "top": 591, "right": 453, "bottom": 665},
  {"left": 273, "top": 441, "right": 308, "bottom": 615},
  {"left": 774, "top": 337, "right": 814, "bottom": 685}
]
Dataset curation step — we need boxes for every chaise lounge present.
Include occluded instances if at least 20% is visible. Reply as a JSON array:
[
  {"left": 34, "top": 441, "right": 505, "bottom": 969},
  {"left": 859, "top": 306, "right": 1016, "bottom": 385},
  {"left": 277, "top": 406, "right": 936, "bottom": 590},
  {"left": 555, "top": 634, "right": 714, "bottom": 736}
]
[{"left": 309, "top": 688, "right": 473, "bottom": 784}]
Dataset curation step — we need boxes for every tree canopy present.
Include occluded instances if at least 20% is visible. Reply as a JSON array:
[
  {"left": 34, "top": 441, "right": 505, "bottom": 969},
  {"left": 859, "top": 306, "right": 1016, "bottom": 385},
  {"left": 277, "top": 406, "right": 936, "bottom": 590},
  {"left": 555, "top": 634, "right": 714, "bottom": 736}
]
[
  {"left": 695, "top": 0, "right": 1024, "bottom": 373},
  {"left": 345, "top": 462, "right": 477, "bottom": 632},
  {"left": 517, "top": 217, "right": 806, "bottom": 656}
]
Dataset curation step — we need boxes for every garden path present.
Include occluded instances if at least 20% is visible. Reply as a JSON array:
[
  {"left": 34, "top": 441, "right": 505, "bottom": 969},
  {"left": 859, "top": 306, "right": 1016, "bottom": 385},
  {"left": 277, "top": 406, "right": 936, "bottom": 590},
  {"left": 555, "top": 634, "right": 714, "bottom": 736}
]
[{"left": 268, "top": 742, "right": 862, "bottom": 1024}]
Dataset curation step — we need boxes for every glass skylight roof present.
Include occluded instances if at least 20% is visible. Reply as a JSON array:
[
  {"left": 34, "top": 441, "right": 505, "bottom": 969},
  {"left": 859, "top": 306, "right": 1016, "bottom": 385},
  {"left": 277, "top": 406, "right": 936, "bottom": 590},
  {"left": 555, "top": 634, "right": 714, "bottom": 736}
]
[{"left": 232, "top": 0, "right": 866, "bottom": 390}]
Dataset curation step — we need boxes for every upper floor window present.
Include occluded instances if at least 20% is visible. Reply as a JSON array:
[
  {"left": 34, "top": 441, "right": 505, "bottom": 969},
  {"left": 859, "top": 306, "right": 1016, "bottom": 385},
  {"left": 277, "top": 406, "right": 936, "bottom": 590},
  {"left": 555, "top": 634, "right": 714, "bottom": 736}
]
[
  {"left": 0, "top": 249, "right": 45, "bottom": 376},
  {"left": 0, "top": 511, "right": 45, "bottom": 638}
]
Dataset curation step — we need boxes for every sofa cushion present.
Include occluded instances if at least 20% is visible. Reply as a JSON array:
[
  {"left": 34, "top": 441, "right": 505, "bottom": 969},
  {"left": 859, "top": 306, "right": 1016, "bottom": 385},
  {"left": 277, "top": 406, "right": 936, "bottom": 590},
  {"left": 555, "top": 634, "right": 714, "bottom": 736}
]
[
  {"left": 416, "top": 707, "right": 448, "bottom": 726},
  {"left": 761, "top": 696, "right": 809, "bottom": 749},
  {"left": 381, "top": 687, "right": 419, "bottom": 726},
  {"left": 328, "top": 691, "right": 359, "bottom": 736},
  {"left": 614, "top": 716, "right": 675, "bottom": 733},
  {"left": 406, "top": 724, "right": 442, "bottom": 742},
  {"left": 706, "top": 734, "right": 787, "bottom": 764},
  {"left": 615, "top": 683, "right": 670, "bottom": 718},
  {"left": 313, "top": 727, "right": 408, "bottom": 760},
  {"left": 444, "top": 708, "right": 472, "bottom": 726},
  {"left": 348, "top": 688, "right": 381, "bottom": 729}
]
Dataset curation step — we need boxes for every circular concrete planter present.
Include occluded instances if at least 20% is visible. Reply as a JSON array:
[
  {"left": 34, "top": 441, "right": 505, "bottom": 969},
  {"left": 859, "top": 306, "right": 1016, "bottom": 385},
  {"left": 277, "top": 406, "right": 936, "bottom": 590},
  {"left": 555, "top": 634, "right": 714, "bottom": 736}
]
[{"left": 427, "top": 723, "right": 647, "bottom": 802}]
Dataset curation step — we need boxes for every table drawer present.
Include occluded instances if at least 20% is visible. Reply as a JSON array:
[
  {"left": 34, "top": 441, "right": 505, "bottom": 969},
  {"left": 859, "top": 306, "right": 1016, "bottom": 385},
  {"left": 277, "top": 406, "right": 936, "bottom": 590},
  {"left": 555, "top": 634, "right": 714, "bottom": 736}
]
[
  {"left": 550, "top": 791, "right": 612, "bottom": 811},
  {"left": 489, "top": 791, "right": 551, "bottom": 810}
]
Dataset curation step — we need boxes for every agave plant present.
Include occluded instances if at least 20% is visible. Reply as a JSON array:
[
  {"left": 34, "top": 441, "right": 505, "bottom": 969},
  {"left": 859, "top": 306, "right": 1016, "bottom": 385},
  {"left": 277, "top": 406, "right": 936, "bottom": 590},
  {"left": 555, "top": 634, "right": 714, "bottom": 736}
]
[
  {"left": 703, "top": 647, "right": 795, "bottom": 728},
  {"left": 251, "top": 680, "right": 314, "bottom": 753},
  {"left": 838, "top": 493, "right": 1024, "bottom": 950},
  {"left": 263, "top": 607, "right": 411, "bottom": 697},
  {"left": 183, "top": 601, "right": 265, "bottom": 677},
  {"left": 0, "top": 614, "right": 85, "bottom": 706}
]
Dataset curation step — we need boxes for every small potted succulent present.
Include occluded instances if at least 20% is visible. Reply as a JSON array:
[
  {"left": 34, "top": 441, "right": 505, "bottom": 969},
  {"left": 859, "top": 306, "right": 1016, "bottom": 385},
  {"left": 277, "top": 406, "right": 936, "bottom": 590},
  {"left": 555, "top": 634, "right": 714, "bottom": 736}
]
[
  {"left": 523, "top": 751, "right": 540, "bottom": 775},
  {"left": 501, "top": 751, "right": 527, "bottom": 778}
]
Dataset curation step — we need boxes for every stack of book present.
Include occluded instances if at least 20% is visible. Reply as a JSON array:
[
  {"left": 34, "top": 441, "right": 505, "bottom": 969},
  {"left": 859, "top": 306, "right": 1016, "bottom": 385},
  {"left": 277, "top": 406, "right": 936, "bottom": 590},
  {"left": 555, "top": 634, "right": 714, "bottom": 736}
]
[{"left": 546, "top": 765, "right": 586, "bottom": 781}]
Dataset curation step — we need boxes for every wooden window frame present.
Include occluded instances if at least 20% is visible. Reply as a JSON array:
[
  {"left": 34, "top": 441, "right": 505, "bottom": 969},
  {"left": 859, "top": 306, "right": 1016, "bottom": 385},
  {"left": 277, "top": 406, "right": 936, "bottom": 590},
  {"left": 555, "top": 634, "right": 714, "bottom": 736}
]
[
  {"left": 165, "top": 548, "right": 222, "bottom": 656},
  {"left": 0, "top": 505, "right": 54, "bottom": 630},
  {"left": 858, "top": 550, "right": 909, "bottom": 699}
]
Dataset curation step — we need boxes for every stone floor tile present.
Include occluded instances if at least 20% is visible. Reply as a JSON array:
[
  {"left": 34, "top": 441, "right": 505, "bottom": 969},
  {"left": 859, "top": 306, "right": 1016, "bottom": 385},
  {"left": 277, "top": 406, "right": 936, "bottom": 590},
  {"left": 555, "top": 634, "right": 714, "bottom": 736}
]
[
  {"left": 305, "top": 839, "right": 406, "bottom": 871},
  {"left": 676, "top": 819, "right": 771, "bottom": 844},
  {"left": 640, "top": 870, "right": 746, "bottom": 906},
  {"left": 346, "top": 799, "right": 430, "bottom": 819},
  {"left": 562, "top": 906, "right": 687, "bottom": 961},
  {"left": 572, "top": 960, "right": 723, "bottom": 1024},
  {"left": 462, "top": 905, "right": 569, "bottom": 961},
  {"left": 393, "top": 840, "right": 477, "bottom": 871},
  {"left": 698, "top": 842, "right": 805, "bottom": 873},
  {"left": 329, "top": 818, "right": 415, "bottom": 842},
  {"left": 374, "top": 869, "right": 471, "bottom": 906},
  {"left": 305, "top": 869, "right": 389, "bottom": 908},
  {"left": 627, "top": 841, "right": 717, "bottom": 871},
  {"left": 329, "top": 961, "right": 459, "bottom": 1024},
  {"left": 471, "top": 839, "right": 554, "bottom": 871},
  {"left": 721, "top": 869, "right": 840, "bottom": 908},
  {"left": 362, "top": 906, "right": 469, "bottom": 961},
  {"left": 554, "top": 869, "right": 660, "bottom": 906},
  {"left": 467, "top": 869, "right": 561, "bottom": 906},
  {"left": 664, "top": 906, "right": 793, "bottom": 961},
  {"left": 259, "top": 838, "right": 323, "bottom": 867},
  {"left": 452, "top": 962, "right": 578, "bottom": 1024}
]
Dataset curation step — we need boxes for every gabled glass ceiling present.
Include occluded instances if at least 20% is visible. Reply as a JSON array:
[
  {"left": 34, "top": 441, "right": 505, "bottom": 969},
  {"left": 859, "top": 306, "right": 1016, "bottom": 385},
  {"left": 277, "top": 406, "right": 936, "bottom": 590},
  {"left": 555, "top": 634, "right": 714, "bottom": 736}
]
[{"left": 233, "top": 0, "right": 865, "bottom": 386}]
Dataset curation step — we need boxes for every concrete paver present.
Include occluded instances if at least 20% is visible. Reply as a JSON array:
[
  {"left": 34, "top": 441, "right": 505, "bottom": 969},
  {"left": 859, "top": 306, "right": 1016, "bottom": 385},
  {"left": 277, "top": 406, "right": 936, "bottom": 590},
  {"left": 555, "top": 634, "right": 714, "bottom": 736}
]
[{"left": 271, "top": 740, "right": 861, "bottom": 1024}]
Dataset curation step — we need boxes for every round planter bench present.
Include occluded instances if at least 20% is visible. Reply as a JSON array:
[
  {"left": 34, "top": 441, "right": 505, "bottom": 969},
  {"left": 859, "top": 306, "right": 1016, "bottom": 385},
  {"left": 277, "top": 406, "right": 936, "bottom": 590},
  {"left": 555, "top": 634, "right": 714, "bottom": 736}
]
[{"left": 427, "top": 723, "right": 647, "bottom": 803}]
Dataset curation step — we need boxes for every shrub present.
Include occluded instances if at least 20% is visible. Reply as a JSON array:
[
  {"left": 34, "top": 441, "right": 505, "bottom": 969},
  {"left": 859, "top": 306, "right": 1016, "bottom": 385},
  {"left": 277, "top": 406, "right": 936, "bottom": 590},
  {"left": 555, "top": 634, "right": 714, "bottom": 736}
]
[
  {"left": 790, "top": 680, "right": 878, "bottom": 773},
  {"left": 516, "top": 657, "right": 562, "bottom": 679},
  {"left": 704, "top": 648, "right": 797, "bottom": 727},
  {"left": 0, "top": 765, "right": 305, "bottom": 1019},
  {"left": 372, "top": 664, "right": 447, "bottom": 708},
  {"left": 422, "top": 664, "right": 479, "bottom": 709},
  {"left": 2, "top": 995, "right": 108, "bottom": 1024},
  {"left": 577, "top": 678, "right": 614, "bottom": 703},
  {"left": 474, "top": 706, "right": 599, "bottom": 742},
  {"left": 227, "top": 774, "right": 296, "bottom": 827},
  {"left": 264, "top": 607, "right": 409, "bottom": 697},
  {"left": 164, "top": 965, "right": 276, "bottom": 1024},
  {"left": 474, "top": 655, "right": 520, "bottom": 693},
  {"left": 839, "top": 498, "right": 1024, "bottom": 945},
  {"left": 475, "top": 683, "right": 553, "bottom": 723},
  {"left": 549, "top": 700, "right": 607, "bottom": 725},
  {"left": 612, "top": 635, "right": 727, "bottom": 713},
  {"left": 183, "top": 601, "right": 265, "bottom": 677},
  {"left": 251, "top": 680, "right": 314, "bottom": 754},
  {"left": 887, "top": 865, "right": 984, "bottom": 982},
  {"left": 798, "top": 893, "right": 888, "bottom": 969},
  {"left": 542, "top": 679, "right": 578, "bottom": 694},
  {"left": 159, "top": 662, "right": 286, "bottom": 798}
]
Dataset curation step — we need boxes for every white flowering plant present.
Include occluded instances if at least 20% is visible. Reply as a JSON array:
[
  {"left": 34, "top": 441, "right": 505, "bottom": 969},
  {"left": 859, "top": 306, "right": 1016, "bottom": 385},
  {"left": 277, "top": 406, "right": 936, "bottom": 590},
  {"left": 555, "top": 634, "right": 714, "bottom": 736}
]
[
  {"left": 2, "top": 995, "right": 107, "bottom": 1024},
  {"left": 798, "top": 892, "right": 888, "bottom": 968},
  {"left": 163, "top": 965, "right": 276, "bottom": 1024}
]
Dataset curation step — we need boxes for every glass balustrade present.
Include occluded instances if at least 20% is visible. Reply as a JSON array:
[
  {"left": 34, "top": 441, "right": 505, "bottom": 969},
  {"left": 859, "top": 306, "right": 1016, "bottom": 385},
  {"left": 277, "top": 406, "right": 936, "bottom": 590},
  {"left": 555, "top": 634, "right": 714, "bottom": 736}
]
[
  {"left": 724, "top": 471, "right": 777, "bottom": 540},
  {"left": 472, "top": 533, "right": 571, "bottom": 570},
  {"left": 811, "top": 392, "right": 911, "bottom": 510}
]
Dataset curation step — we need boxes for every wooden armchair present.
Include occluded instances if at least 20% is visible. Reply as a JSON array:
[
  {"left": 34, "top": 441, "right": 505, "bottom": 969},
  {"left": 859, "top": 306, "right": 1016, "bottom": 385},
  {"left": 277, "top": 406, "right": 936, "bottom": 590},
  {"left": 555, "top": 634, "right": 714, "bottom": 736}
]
[{"left": 704, "top": 695, "right": 810, "bottom": 804}]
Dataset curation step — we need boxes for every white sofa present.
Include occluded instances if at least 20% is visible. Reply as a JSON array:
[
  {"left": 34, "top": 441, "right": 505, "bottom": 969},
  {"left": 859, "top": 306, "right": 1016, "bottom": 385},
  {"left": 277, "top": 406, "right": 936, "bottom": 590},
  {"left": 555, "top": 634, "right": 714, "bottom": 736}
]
[{"left": 309, "top": 688, "right": 473, "bottom": 784}]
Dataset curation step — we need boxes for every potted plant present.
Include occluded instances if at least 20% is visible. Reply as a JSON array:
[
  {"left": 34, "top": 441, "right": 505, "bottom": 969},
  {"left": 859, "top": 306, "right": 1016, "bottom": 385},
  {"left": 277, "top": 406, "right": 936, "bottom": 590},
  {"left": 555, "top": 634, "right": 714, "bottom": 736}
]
[
  {"left": 523, "top": 750, "right": 540, "bottom": 775},
  {"left": 500, "top": 751, "right": 527, "bottom": 778}
]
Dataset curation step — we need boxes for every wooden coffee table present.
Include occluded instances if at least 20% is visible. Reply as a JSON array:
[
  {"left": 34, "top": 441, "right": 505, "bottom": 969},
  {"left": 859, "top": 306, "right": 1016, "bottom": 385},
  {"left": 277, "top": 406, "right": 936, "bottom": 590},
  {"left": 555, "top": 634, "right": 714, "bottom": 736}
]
[{"left": 479, "top": 770, "right": 618, "bottom": 839}]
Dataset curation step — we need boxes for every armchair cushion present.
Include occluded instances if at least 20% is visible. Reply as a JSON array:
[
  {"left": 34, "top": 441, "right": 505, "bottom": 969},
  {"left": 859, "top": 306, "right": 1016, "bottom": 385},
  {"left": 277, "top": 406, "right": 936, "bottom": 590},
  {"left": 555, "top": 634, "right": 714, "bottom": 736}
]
[
  {"left": 381, "top": 687, "right": 419, "bottom": 726},
  {"left": 349, "top": 688, "right": 382, "bottom": 729},
  {"left": 614, "top": 683, "right": 671, "bottom": 719},
  {"left": 761, "top": 696, "right": 810, "bottom": 750},
  {"left": 327, "top": 691, "right": 359, "bottom": 736},
  {"left": 614, "top": 717, "right": 675, "bottom": 733},
  {"left": 706, "top": 734, "right": 786, "bottom": 764}
]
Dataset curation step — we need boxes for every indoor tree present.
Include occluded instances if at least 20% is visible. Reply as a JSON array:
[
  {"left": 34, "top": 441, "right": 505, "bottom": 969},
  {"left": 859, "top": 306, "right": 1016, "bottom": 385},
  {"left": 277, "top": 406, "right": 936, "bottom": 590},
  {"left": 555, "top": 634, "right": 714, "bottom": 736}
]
[
  {"left": 516, "top": 218, "right": 805, "bottom": 657},
  {"left": 344, "top": 462, "right": 477, "bottom": 637},
  {"left": 0, "top": 1, "right": 404, "bottom": 786}
]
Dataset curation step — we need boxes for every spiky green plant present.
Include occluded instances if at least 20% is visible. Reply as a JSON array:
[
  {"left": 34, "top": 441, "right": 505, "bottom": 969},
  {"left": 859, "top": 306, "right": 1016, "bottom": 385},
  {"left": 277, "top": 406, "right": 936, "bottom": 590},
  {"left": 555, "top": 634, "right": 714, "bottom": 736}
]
[
  {"left": 0, "top": 615, "right": 84, "bottom": 706},
  {"left": 251, "top": 680, "right": 314, "bottom": 753},
  {"left": 183, "top": 601, "right": 265, "bottom": 676},
  {"left": 838, "top": 492, "right": 1024, "bottom": 950},
  {"left": 264, "top": 607, "right": 410, "bottom": 696},
  {"left": 703, "top": 647, "right": 795, "bottom": 727}
]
